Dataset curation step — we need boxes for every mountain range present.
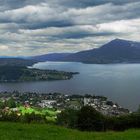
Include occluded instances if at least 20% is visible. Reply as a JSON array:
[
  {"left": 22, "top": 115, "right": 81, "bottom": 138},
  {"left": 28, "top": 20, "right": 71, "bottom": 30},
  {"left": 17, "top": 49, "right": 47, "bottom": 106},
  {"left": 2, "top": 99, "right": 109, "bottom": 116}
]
[
  {"left": 31, "top": 39, "right": 140, "bottom": 64},
  {"left": 31, "top": 53, "right": 72, "bottom": 62},
  {"left": 0, "top": 58, "right": 36, "bottom": 66},
  {"left": 1, "top": 38, "right": 140, "bottom": 64}
]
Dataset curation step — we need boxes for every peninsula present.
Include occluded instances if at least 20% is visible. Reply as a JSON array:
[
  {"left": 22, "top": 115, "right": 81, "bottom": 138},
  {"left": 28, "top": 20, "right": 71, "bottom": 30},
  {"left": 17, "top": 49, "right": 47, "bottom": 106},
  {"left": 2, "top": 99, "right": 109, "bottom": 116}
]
[{"left": 0, "top": 66, "right": 78, "bottom": 82}]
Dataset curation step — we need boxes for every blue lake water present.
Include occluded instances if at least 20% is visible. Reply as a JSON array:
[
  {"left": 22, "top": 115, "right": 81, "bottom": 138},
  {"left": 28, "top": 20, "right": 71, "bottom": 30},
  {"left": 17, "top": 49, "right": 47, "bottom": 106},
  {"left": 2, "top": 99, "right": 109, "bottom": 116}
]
[{"left": 0, "top": 61, "right": 140, "bottom": 111}]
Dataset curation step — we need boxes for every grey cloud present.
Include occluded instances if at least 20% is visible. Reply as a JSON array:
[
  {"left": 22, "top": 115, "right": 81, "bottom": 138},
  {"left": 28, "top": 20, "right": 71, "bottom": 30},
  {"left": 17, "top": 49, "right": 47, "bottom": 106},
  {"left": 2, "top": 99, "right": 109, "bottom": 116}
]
[
  {"left": 0, "top": 0, "right": 45, "bottom": 11},
  {"left": 51, "top": 30, "right": 116, "bottom": 39},
  {"left": 0, "top": 0, "right": 139, "bottom": 11},
  {"left": 44, "top": 0, "right": 140, "bottom": 8},
  {"left": 0, "top": 2, "right": 140, "bottom": 27},
  {"left": 23, "top": 20, "right": 74, "bottom": 30},
  {"left": 0, "top": 0, "right": 140, "bottom": 56}
]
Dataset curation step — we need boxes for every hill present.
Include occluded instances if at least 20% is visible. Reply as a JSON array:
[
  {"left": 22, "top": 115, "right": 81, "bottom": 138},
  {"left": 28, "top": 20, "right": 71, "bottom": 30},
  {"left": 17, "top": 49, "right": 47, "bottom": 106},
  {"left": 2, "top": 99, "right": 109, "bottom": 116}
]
[
  {"left": 3, "top": 39, "right": 140, "bottom": 64},
  {"left": 0, "top": 58, "right": 36, "bottom": 66},
  {"left": 31, "top": 53, "right": 73, "bottom": 61},
  {"left": 0, "top": 66, "right": 77, "bottom": 82},
  {"left": 0, "top": 122, "right": 140, "bottom": 140},
  {"left": 63, "top": 39, "right": 140, "bottom": 63}
]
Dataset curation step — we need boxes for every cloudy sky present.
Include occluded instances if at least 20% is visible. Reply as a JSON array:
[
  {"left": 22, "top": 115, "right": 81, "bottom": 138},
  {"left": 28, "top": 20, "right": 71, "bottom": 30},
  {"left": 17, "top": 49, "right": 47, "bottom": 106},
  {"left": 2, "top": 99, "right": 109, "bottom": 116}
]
[{"left": 0, "top": 0, "right": 140, "bottom": 56}]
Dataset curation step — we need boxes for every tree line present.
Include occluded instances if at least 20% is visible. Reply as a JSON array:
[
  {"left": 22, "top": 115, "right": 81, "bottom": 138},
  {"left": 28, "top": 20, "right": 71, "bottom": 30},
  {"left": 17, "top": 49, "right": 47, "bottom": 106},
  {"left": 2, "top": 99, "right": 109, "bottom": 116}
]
[
  {"left": 1, "top": 105, "right": 140, "bottom": 131},
  {"left": 57, "top": 106, "right": 140, "bottom": 131}
]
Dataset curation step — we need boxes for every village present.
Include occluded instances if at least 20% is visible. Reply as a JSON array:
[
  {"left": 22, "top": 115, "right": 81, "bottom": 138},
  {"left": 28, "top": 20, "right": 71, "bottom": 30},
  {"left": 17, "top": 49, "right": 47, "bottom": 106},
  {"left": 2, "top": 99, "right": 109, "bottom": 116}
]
[{"left": 0, "top": 91, "right": 130, "bottom": 117}]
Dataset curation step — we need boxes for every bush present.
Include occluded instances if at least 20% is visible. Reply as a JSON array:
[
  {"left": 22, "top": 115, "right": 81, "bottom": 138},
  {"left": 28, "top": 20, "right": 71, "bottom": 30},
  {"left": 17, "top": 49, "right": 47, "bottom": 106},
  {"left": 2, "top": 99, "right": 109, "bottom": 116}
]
[
  {"left": 57, "top": 109, "right": 78, "bottom": 128},
  {"left": 77, "top": 106, "right": 105, "bottom": 131},
  {"left": 20, "top": 113, "right": 46, "bottom": 123},
  {"left": 0, "top": 111, "right": 20, "bottom": 122},
  {"left": 105, "top": 113, "right": 140, "bottom": 131}
]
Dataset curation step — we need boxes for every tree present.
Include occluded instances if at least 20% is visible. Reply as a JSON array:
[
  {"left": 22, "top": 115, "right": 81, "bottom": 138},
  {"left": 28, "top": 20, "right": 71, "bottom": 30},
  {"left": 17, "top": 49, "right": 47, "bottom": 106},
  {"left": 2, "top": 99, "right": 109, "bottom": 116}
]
[
  {"left": 0, "top": 100, "right": 5, "bottom": 109},
  {"left": 77, "top": 106, "right": 105, "bottom": 131},
  {"left": 20, "top": 113, "right": 46, "bottom": 123},
  {"left": 57, "top": 109, "right": 78, "bottom": 128},
  {"left": 137, "top": 105, "right": 140, "bottom": 113},
  {"left": 6, "top": 98, "right": 16, "bottom": 108}
]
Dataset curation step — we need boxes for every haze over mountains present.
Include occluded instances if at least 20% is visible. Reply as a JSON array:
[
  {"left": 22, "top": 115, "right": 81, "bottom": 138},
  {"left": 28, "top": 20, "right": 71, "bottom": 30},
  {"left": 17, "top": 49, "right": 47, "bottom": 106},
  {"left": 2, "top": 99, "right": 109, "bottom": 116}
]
[{"left": 31, "top": 39, "right": 140, "bottom": 64}]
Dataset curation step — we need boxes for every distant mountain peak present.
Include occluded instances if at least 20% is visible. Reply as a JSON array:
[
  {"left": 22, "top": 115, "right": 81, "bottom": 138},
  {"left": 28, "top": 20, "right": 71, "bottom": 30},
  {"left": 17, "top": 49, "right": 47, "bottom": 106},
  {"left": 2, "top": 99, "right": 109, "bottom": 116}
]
[
  {"left": 110, "top": 38, "right": 132, "bottom": 43},
  {"left": 113, "top": 38, "right": 124, "bottom": 41},
  {"left": 31, "top": 39, "right": 140, "bottom": 64},
  {"left": 101, "top": 38, "right": 137, "bottom": 49},
  {"left": 108, "top": 38, "right": 140, "bottom": 45},
  {"left": 61, "top": 38, "right": 140, "bottom": 64}
]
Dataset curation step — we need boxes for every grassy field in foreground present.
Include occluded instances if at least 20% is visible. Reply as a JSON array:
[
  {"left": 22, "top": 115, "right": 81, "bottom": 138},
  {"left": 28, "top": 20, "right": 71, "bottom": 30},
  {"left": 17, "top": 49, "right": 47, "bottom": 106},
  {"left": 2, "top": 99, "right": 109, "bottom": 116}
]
[{"left": 0, "top": 122, "right": 140, "bottom": 140}]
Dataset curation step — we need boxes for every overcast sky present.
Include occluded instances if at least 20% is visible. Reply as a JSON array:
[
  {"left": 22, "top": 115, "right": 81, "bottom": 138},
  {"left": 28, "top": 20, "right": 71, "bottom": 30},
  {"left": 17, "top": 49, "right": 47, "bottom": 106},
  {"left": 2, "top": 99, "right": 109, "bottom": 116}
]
[{"left": 0, "top": 0, "right": 140, "bottom": 56}]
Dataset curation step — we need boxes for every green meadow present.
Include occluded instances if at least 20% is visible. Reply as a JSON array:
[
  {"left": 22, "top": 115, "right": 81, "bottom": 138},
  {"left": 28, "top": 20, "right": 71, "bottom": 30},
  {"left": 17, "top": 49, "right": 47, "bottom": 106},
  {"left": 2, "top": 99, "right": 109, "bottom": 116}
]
[
  {"left": 0, "top": 122, "right": 140, "bottom": 140},
  {"left": 18, "top": 106, "right": 58, "bottom": 122}
]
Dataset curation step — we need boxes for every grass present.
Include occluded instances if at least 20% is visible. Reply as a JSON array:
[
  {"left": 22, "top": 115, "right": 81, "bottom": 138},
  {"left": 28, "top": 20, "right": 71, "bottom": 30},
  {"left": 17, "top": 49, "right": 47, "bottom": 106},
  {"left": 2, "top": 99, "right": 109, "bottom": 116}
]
[
  {"left": 18, "top": 106, "right": 58, "bottom": 122},
  {"left": 18, "top": 106, "right": 58, "bottom": 115},
  {"left": 0, "top": 122, "right": 140, "bottom": 140}
]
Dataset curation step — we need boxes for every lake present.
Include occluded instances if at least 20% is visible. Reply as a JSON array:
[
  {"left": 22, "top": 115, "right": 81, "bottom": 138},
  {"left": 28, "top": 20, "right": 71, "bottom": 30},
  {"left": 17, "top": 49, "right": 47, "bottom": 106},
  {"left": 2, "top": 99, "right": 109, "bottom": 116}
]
[{"left": 0, "top": 61, "right": 140, "bottom": 111}]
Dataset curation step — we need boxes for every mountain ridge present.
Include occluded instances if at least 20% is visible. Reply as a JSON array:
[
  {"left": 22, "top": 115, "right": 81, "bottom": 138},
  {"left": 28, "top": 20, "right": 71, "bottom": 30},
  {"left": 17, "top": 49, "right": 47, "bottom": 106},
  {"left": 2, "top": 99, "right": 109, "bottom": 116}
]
[
  {"left": 30, "top": 53, "right": 73, "bottom": 62},
  {"left": 61, "top": 38, "right": 140, "bottom": 63},
  {"left": 5, "top": 38, "right": 140, "bottom": 64}
]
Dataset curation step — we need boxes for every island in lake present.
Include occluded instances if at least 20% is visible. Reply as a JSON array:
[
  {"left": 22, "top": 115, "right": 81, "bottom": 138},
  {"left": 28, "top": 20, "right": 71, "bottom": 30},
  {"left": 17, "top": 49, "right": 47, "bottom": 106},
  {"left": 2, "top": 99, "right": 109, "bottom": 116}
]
[{"left": 0, "top": 66, "right": 78, "bottom": 82}]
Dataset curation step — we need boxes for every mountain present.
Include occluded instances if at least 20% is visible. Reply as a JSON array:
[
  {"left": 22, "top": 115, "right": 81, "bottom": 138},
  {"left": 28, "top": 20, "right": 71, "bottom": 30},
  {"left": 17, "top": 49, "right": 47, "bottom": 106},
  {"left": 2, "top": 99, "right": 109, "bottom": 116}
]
[
  {"left": 0, "top": 58, "right": 37, "bottom": 66},
  {"left": 62, "top": 39, "right": 140, "bottom": 63},
  {"left": 30, "top": 53, "right": 73, "bottom": 61},
  {"left": 0, "top": 56, "right": 28, "bottom": 59}
]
